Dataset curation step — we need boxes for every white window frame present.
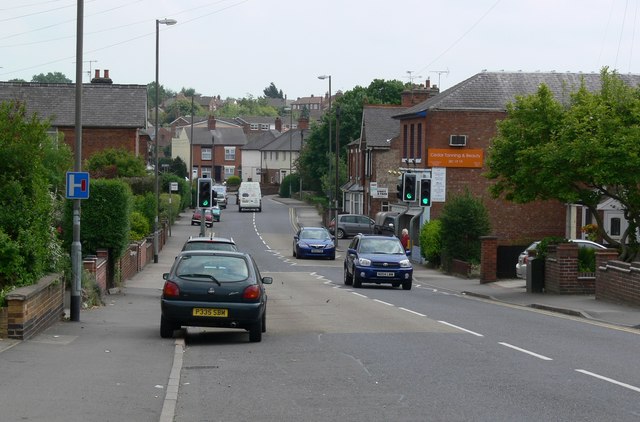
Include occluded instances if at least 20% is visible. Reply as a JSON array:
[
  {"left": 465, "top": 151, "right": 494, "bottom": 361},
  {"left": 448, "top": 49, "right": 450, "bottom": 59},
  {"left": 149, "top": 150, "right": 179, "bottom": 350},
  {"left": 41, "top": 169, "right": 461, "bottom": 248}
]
[
  {"left": 201, "top": 148, "right": 212, "bottom": 161},
  {"left": 224, "top": 166, "right": 235, "bottom": 179},
  {"left": 224, "top": 147, "right": 236, "bottom": 161}
]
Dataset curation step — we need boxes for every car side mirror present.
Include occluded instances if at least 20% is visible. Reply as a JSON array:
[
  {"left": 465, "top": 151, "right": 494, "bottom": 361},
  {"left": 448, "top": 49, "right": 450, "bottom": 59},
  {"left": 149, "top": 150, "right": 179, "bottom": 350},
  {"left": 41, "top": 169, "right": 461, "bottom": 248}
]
[
  {"left": 262, "top": 276, "right": 273, "bottom": 284},
  {"left": 294, "top": 235, "right": 299, "bottom": 241},
  {"left": 163, "top": 273, "right": 169, "bottom": 280},
  {"left": 405, "top": 250, "right": 412, "bottom": 257}
]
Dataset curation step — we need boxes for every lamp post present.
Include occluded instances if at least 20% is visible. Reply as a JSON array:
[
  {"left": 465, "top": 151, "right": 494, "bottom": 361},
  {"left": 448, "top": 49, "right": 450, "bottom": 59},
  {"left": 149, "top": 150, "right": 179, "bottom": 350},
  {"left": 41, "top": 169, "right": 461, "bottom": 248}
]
[
  {"left": 154, "top": 17, "right": 177, "bottom": 264},
  {"left": 317, "top": 75, "right": 332, "bottom": 225},
  {"left": 289, "top": 107, "right": 293, "bottom": 198},
  {"left": 299, "top": 130, "right": 304, "bottom": 198}
]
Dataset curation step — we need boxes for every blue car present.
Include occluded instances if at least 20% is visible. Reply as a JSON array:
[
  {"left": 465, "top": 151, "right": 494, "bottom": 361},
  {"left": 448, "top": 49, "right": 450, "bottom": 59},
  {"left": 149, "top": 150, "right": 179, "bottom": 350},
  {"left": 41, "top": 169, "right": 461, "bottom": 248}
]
[
  {"left": 293, "top": 227, "right": 336, "bottom": 260},
  {"left": 344, "top": 234, "right": 413, "bottom": 290}
]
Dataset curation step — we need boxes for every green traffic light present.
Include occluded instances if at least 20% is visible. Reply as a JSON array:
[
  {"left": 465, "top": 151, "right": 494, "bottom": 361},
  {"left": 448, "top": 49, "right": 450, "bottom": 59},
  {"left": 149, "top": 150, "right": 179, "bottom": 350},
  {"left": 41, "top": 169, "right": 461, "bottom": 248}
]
[
  {"left": 422, "top": 198, "right": 429, "bottom": 205},
  {"left": 202, "top": 200, "right": 209, "bottom": 206},
  {"left": 406, "top": 194, "right": 413, "bottom": 200}
]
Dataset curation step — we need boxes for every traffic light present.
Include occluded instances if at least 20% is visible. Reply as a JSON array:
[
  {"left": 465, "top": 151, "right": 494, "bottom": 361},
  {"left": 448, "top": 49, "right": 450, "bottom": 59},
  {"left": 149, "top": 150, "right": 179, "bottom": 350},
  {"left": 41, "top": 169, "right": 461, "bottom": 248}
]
[
  {"left": 402, "top": 173, "right": 417, "bottom": 202},
  {"left": 396, "top": 175, "right": 403, "bottom": 199},
  {"left": 197, "top": 178, "right": 212, "bottom": 208},
  {"left": 419, "top": 179, "right": 431, "bottom": 207}
]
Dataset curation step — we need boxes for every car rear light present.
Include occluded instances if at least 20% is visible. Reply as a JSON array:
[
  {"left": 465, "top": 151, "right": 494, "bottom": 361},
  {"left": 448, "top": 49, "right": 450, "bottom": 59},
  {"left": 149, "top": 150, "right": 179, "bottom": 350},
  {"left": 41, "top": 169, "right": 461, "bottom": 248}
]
[
  {"left": 163, "top": 281, "right": 180, "bottom": 298},
  {"left": 242, "top": 285, "right": 261, "bottom": 301}
]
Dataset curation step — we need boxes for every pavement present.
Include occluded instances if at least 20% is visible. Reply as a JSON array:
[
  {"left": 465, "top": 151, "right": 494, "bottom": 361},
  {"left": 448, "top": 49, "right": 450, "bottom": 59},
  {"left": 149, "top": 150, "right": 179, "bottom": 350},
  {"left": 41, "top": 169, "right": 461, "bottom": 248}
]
[{"left": 0, "top": 196, "right": 638, "bottom": 421}]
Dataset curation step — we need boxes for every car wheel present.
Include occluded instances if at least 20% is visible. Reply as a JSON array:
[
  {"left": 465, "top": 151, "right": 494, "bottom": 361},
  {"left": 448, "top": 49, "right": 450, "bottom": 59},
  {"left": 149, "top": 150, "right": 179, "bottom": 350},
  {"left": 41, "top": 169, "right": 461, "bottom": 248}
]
[
  {"left": 392, "top": 282, "right": 400, "bottom": 288},
  {"left": 402, "top": 281, "right": 412, "bottom": 290},
  {"left": 344, "top": 266, "right": 353, "bottom": 286},
  {"left": 337, "top": 229, "right": 345, "bottom": 239},
  {"left": 353, "top": 270, "right": 362, "bottom": 288},
  {"left": 261, "top": 311, "right": 267, "bottom": 333},
  {"left": 330, "top": 254, "right": 335, "bottom": 260},
  {"left": 160, "top": 316, "right": 177, "bottom": 339},
  {"left": 249, "top": 320, "right": 262, "bottom": 342},
  {"left": 293, "top": 247, "right": 297, "bottom": 258}
]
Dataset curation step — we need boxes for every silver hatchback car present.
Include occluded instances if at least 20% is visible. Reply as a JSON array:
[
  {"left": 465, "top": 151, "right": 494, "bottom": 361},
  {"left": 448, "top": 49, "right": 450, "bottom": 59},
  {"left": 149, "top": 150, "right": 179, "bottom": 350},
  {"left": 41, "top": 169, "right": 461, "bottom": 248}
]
[{"left": 328, "top": 214, "right": 375, "bottom": 239}]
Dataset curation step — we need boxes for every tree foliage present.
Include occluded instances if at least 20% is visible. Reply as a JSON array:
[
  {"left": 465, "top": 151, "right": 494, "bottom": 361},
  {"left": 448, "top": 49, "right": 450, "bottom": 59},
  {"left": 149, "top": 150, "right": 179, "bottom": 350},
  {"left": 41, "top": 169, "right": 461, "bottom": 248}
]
[
  {"left": 485, "top": 68, "right": 640, "bottom": 260},
  {"left": 214, "top": 96, "right": 278, "bottom": 118},
  {"left": 163, "top": 98, "right": 205, "bottom": 123},
  {"left": 439, "top": 190, "right": 491, "bottom": 270},
  {"left": 299, "top": 79, "right": 406, "bottom": 198},
  {"left": 263, "top": 82, "right": 284, "bottom": 99},
  {"left": 85, "top": 148, "right": 148, "bottom": 178},
  {"left": 0, "top": 101, "right": 69, "bottom": 287},
  {"left": 31, "top": 72, "right": 71, "bottom": 83}
]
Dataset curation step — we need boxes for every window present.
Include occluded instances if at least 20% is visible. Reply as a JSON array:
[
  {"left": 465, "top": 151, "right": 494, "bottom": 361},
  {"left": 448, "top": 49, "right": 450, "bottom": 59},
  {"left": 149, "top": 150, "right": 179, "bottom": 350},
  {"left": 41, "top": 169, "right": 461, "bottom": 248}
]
[
  {"left": 449, "top": 135, "right": 467, "bottom": 146},
  {"left": 224, "top": 166, "right": 235, "bottom": 179},
  {"left": 417, "top": 123, "right": 422, "bottom": 159},
  {"left": 402, "top": 125, "right": 408, "bottom": 158},
  {"left": 260, "top": 124, "right": 269, "bottom": 130},
  {"left": 611, "top": 218, "right": 621, "bottom": 236},
  {"left": 250, "top": 123, "right": 259, "bottom": 131},
  {"left": 201, "top": 148, "right": 212, "bottom": 160},
  {"left": 225, "top": 147, "right": 236, "bottom": 161}
]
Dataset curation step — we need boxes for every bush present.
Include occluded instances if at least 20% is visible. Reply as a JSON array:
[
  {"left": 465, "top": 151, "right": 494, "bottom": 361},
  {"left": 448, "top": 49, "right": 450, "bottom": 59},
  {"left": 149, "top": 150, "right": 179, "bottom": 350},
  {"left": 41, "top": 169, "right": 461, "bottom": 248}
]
[
  {"left": 439, "top": 190, "right": 491, "bottom": 271},
  {"left": 279, "top": 174, "right": 300, "bottom": 198},
  {"left": 419, "top": 219, "right": 442, "bottom": 267},
  {"left": 226, "top": 175, "right": 241, "bottom": 188},
  {"left": 578, "top": 247, "right": 597, "bottom": 272},
  {"left": 130, "top": 211, "right": 150, "bottom": 241}
]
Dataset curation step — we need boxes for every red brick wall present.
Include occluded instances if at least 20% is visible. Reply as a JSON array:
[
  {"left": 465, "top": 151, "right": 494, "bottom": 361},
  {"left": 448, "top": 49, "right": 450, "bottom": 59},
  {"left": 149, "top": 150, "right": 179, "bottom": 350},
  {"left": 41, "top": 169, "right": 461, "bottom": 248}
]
[
  {"left": 596, "top": 251, "right": 640, "bottom": 306},
  {"left": 545, "top": 243, "right": 595, "bottom": 294},
  {"left": 60, "top": 127, "right": 146, "bottom": 163}
]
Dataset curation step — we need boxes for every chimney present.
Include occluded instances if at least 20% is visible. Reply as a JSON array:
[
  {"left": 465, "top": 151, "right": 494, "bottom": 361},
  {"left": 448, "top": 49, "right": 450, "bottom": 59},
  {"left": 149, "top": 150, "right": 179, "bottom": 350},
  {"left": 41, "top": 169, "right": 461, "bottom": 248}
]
[
  {"left": 90, "top": 69, "right": 113, "bottom": 84},
  {"left": 208, "top": 115, "right": 216, "bottom": 130},
  {"left": 297, "top": 116, "right": 309, "bottom": 130},
  {"left": 275, "top": 117, "right": 282, "bottom": 132}
]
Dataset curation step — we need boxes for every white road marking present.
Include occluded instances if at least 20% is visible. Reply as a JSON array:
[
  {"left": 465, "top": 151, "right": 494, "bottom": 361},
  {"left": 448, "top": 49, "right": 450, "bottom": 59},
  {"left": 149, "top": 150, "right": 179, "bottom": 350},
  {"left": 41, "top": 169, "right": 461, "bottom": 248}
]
[
  {"left": 399, "top": 307, "right": 426, "bottom": 317},
  {"left": 576, "top": 369, "right": 640, "bottom": 393},
  {"left": 438, "top": 321, "right": 484, "bottom": 337},
  {"left": 499, "top": 342, "right": 553, "bottom": 360},
  {"left": 351, "top": 292, "right": 368, "bottom": 299},
  {"left": 373, "top": 299, "right": 394, "bottom": 306}
]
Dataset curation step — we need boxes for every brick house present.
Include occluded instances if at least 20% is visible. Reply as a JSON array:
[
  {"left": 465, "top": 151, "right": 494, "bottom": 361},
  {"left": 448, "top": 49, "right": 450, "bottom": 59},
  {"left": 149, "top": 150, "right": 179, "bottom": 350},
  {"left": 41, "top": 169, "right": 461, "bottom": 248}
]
[
  {"left": 173, "top": 115, "right": 247, "bottom": 182},
  {"left": 0, "top": 70, "right": 148, "bottom": 163},
  {"left": 345, "top": 71, "right": 640, "bottom": 276}
]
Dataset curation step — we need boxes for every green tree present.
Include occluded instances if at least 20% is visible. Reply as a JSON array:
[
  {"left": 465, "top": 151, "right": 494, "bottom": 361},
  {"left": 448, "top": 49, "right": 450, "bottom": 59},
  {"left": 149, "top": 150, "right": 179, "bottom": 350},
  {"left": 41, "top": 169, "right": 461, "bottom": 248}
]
[
  {"left": 147, "top": 82, "right": 176, "bottom": 112},
  {"left": 0, "top": 101, "right": 68, "bottom": 287},
  {"left": 485, "top": 68, "right": 638, "bottom": 260},
  {"left": 419, "top": 219, "right": 442, "bottom": 268},
  {"left": 299, "top": 79, "right": 406, "bottom": 199},
  {"left": 214, "top": 96, "right": 278, "bottom": 118},
  {"left": 263, "top": 82, "right": 284, "bottom": 99},
  {"left": 86, "top": 148, "right": 148, "bottom": 178},
  {"left": 163, "top": 98, "right": 205, "bottom": 123},
  {"left": 439, "top": 190, "right": 491, "bottom": 271},
  {"left": 31, "top": 72, "right": 71, "bottom": 83}
]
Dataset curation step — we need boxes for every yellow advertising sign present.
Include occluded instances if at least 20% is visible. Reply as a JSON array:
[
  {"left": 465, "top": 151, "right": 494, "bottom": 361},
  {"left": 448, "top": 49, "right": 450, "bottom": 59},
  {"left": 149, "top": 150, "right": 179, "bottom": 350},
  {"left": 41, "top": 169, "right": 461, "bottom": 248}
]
[{"left": 427, "top": 149, "right": 484, "bottom": 168}]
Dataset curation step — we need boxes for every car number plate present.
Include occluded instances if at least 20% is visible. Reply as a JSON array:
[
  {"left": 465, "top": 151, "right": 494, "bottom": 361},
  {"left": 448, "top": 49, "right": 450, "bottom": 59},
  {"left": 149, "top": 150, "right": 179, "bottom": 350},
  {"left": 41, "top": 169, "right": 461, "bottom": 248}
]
[
  {"left": 377, "top": 272, "right": 394, "bottom": 277},
  {"left": 192, "top": 308, "right": 228, "bottom": 317},
  {"left": 311, "top": 249, "right": 323, "bottom": 253}
]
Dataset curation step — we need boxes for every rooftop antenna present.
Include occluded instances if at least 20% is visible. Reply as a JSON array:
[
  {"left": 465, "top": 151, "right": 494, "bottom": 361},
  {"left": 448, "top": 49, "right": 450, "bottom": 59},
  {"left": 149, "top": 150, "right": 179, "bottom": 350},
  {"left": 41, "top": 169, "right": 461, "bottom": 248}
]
[
  {"left": 84, "top": 60, "right": 98, "bottom": 81},
  {"left": 430, "top": 69, "right": 450, "bottom": 87},
  {"left": 405, "top": 70, "right": 422, "bottom": 87}
]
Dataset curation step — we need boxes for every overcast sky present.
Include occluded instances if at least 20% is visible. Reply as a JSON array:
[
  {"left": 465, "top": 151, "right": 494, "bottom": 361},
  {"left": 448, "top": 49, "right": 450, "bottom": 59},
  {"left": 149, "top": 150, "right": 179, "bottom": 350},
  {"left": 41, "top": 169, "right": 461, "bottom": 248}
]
[{"left": 3, "top": 0, "right": 639, "bottom": 100}]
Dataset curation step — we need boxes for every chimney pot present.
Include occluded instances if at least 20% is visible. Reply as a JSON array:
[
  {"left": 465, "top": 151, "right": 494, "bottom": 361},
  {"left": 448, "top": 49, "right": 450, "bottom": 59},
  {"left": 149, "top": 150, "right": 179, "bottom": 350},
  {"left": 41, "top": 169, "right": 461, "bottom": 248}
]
[
  {"left": 95, "top": 69, "right": 100, "bottom": 78},
  {"left": 104, "top": 69, "right": 109, "bottom": 79}
]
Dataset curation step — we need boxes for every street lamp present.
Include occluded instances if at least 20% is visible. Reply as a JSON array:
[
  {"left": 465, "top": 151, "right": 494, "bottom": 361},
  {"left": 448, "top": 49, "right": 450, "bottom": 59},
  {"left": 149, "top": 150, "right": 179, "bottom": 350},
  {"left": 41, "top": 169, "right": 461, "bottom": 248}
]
[
  {"left": 154, "top": 17, "right": 177, "bottom": 264},
  {"left": 317, "top": 75, "right": 332, "bottom": 223},
  {"left": 299, "top": 130, "right": 304, "bottom": 198}
]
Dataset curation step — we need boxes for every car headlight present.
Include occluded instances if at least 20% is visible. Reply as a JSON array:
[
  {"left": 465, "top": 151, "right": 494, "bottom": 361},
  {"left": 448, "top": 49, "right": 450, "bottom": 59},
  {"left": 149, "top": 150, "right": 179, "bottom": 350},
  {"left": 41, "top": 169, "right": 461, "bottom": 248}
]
[
  {"left": 357, "top": 258, "right": 371, "bottom": 266},
  {"left": 399, "top": 259, "right": 411, "bottom": 268}
]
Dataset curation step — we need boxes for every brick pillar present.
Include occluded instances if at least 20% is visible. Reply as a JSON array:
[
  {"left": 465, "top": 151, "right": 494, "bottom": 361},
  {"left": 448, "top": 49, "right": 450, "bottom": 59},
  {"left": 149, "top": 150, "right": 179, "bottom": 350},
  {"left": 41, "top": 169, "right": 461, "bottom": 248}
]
[{"left": 480, "top": 236, "right": 498, "bottom": 284}]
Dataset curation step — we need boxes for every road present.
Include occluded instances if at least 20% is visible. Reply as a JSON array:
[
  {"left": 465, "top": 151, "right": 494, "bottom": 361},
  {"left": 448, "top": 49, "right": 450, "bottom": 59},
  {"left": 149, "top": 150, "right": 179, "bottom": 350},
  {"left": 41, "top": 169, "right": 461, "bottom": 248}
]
[{"left": 173, "top": 195, "right": 640, "bottom": 421}]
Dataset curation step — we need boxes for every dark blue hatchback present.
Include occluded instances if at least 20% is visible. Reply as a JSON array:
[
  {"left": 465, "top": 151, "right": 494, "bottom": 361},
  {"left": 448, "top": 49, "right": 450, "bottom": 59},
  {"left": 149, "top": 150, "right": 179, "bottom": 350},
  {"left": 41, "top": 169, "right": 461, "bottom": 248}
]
[
  {"left": 344, "top": 234, "right": 413, "bottom": 290},
  {"left": 293, "top": 227, "right": 336, "bottom": 260}
]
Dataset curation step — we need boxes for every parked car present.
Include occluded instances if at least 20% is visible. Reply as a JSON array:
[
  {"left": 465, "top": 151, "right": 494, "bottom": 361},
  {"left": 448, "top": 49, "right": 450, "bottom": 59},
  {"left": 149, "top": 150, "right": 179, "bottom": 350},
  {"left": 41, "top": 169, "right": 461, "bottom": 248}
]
[
  {"left": 374, "top": 211, "right": 400, "bottom": 236},
  {"left": 328, "top": 214, "right": 375, "bottom": 239},
  {"left": 293, "top": 227, "right": 335, "bottom": 260},
  {"left": 515, "top": 239, "right": 606, "bottom": 279},
  {"left": 191, "top": 209, "right": 213, "bottom": 227},
  {"left": 182, "top": 236, "right": 237, "bottom": 252},
  {"left": 160, "top": 250, "right": 273, "bottom": 342},
  {"left": 211, "top": 205, "right": 221, "bottom": 222},
  {"left": 343, "top": 234, "right": 413, "bottom": 290},
  {"left": 212, "top": 185, "right": 227, "bottom": 209}
]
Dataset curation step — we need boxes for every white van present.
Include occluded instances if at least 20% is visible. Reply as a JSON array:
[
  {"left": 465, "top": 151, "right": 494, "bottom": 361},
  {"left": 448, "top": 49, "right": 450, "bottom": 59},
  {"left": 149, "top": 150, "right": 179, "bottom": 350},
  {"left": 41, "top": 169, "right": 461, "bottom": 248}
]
[{"left": 238, "top": 182, "right": 262, "bottom": 212}]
